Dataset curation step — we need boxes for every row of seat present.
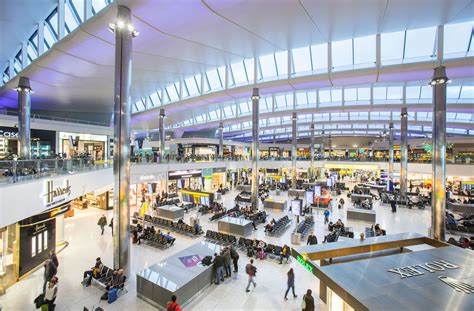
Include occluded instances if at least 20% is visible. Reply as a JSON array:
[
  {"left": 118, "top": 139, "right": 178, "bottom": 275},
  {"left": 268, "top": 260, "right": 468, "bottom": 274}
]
[
  {"left": 295, "top": 216, "right": 314, "bottom": 237},
  {"left": 137, "top": 230, "right": 172, "bottom": 249},
  {"left": 267, "top": 215, "right": 291, "bottom": 236},
  {"left": 205, "top": 230, "right": 237, "bottom": 245},
  {"left": 133, "top": 213, "right": 201, "bottom": 237}
]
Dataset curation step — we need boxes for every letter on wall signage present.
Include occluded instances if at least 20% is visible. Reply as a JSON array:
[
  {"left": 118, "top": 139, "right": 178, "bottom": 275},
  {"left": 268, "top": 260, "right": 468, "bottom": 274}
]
[
  {"left": 388, "top": 260, "right": 460, "bottom": 279},
  {"left": 387, "top": 268, "right": 414, "bottom": 279}
]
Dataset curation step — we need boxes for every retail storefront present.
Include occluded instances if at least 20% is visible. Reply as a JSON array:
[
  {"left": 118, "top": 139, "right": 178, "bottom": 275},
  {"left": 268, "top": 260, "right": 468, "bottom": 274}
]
[
  {"left": 168, "top": 169, "right": 202, "bottom": 193},
  {"left": 0, "top": 126, "right": 56, "bottom": 159},
  {"left": 58, "top": 131, "right": 108, "bottom": 160}
]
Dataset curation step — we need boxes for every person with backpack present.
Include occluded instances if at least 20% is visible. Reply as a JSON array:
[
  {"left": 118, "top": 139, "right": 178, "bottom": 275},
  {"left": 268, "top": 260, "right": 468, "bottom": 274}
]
[
  {"left": 301, "top": 289, "right": 315, "bottom": 311},
  {"left": 230, "top": 246, "right": 239, "bottom": 272},
  {"left": 284, "top": 268, "right": 297, "bottom": 300},
  {"left": 166, "top": 295, "right": 182, "bottom": 311},
  {"left": 245, "top": 259, "right": 257, "bottom": 292},
  {"left": 98, "top": 215, "right": 107, "bottom": 235}
]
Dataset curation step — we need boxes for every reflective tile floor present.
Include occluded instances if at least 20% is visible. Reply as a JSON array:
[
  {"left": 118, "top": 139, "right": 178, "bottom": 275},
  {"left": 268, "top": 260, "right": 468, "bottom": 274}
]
[{"left": 0, "top": 184, "right": 432, "bottom": 311}]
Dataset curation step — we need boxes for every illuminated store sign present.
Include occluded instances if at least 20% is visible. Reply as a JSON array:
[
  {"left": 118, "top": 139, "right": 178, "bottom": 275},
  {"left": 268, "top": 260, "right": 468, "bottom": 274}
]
[
  {"left": 296, "top": 255, "right": 313, "bottom": 273},
  {"left": 0, "top": 130, "right": 18, "bottom": 138},
  {"left": 387, "top": 260, "right": 459, "bottom": 279},
  {"left": 43, "top": 179, "right": 72, "bottom": 208}
]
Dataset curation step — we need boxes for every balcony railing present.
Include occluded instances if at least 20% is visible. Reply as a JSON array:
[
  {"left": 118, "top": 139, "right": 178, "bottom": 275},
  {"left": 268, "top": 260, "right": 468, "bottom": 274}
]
[{"left": 0, "top": 155, "right": 470, "bottom": 186}]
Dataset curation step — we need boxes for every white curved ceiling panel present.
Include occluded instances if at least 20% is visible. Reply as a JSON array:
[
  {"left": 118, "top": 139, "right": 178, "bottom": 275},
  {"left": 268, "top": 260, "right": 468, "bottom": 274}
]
[
  {"left": 127, "top": 0, "right": 277, "bottom": 60},
  {"left": 204, "top": 0, "right": 325, "bottom": 49},
  {"left": 382, "top": 0, "right": 472, "bottom": 32},
  {"left": 300, "top": 0, "right": 388, "bottom": 41}
]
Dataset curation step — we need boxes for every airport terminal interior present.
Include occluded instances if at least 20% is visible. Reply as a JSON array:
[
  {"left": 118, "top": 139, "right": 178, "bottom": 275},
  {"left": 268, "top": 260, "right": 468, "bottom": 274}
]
[{"left": 0, "top": 0, "right": 473, "bottom": 310}]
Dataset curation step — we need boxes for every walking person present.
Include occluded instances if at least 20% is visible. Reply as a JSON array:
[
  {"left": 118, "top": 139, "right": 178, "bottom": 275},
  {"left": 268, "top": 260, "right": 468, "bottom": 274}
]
[
  {"left": 109, "top": 217, "right": 114, "bottom": 236},
  {"left": 324, "top": 208, "right": 330, "bottom": 224},
  {"left": 166, "top": 294, "right": 182, "bottom": 311},
  {"left": 230, "top": 246, "right": 239, "bottom": 273},
  {"left": 43, "top": 259, "right": 57, "bottom": 293},
  {"left": 245, "top": 259, "right": 257, "bottom": 292},
  {"left": 390, "top": 200, "right": 397, "bottom": 213},
  {"left": 302, "top": 289, "right": 315, "bottom": 311},
  {"left": 284, "top": 268, "right": 297, "bottom": 300},
  {"left": 98, "top": 214, "right": 107, "bottom": 235}
]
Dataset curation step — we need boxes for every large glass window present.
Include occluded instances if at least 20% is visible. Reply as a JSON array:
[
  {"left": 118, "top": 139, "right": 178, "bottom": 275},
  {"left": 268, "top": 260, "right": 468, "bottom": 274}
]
[
  {"left": 65, "top": 0, "right": 81, "bottom": 33},
  {"left": 184, "top": 75, "right": 200, "bottom": 98},
  {"left": 444, "top": 21, "right": 474, "bottom": 59},
  {"left": 404, "top": 26, "right": 437, "bottom": 62},
  {"left": 231, "top": 61, "right": 247, "bottom": 86},
  {"left": 292, "top": 47, "right": 312, "bottom": 75},
  {"left": 259, "top": 53, "right": 277, "bottom": 80},
  {"left": 70, "top": 0, "right": 85, "bottom": 22},
  {"left": 274, "top": 51, "right": 288, "bottom": 77},
  {"left": 353, "top": 35, "right": 376, "bottom": 68},
  {"left": 381, "top": 31, "right": 405, "bottom": 65},
  {"left": 332, "top": 39, "right": 352, "bottom": 70},
  {"left": 311, "top": 43, "right": 328, "bottom": 72}
]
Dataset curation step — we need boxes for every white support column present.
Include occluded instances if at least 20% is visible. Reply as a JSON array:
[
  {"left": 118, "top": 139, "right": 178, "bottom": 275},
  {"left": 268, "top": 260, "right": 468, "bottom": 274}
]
[
  {"left": 370, "top": 85, "right": 374, "bottom": 106},
  {"left": 58, "top": 0, "right": 66, "bottom": 39},
  {"left": 327, "top": 42, "right": 332, "bottom": 73},
  {"left": 21, "top": 42, "right": 28, "bottom": 69},
  {"left": 253, "top": 57, "right": 258, "bottom": 84},
  {"left": 178, "top": 81, "right": 183, "bottom": 100},
  {"left": 84, "top": 0, "right": 93, "bottom": 20},
  {"left": 200, "top": 71, "right": 206, "bottom": 95},
  {"left": 225, "top": 64, "right": 230, "bottom": 89},
  {"left": 287, "top": 49, "right": 292, "bottom": 80},
  {"left": 376, "top": 33, "right": 381, "bottom": 68},
  {"left": 37, "top": 21, "right": 45, "bottom": 55},
  {"left": 341, "top": 87, "right": 345, "bottom": 106},
  {"left": 437, "top": 25, "right": 444, "bottom": 63}
]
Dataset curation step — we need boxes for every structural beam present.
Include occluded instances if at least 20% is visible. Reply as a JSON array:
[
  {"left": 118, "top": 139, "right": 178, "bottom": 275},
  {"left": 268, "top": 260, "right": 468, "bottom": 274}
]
[
  {"left": 431, "top": 66, "right": 448, "bottom": 241},
  {"left": 310, "top": 123, "right": 315, "bottom": 181},
  {"left": 251, "top": 88, "right": 260, "bottom": 210},
  {"left": 112, "top": 5, "right": 136, "bottom": 275},
  {"left": 218, "top": 122, "right": 224, "bottom": 159},
  {"left": 16, "top": 77, "right": 32, "bottom": 159}
]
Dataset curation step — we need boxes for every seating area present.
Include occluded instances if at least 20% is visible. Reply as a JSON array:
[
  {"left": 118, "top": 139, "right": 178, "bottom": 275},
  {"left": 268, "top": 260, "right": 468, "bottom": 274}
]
[
  {"left": 205, "top": 230, "right": 237, "bottom": 245},
  {"left": 266, "top": 215, "right": 292, "bottom": 236},
  {"left": 294, "top": 216, "right": 314, "bottom": 238},
  {"left": 132, "top": 227, "right": 173, "bottom": 249},
  {"left": 245, "top": 211, "right": 267, "bottom": 224},
  {"left": 132, "top": 213, "right": 203, "bottom": 237}
]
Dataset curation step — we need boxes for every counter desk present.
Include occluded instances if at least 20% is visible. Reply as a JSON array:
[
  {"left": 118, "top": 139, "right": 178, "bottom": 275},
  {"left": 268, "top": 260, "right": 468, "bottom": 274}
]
[{"left": 218, "top": 216, "right": 253, "bottom": 236}]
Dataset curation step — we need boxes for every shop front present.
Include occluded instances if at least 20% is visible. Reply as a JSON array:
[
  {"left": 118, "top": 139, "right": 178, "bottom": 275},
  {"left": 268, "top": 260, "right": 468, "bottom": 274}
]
[
  {"left": 58, "top": 131, "right": 108, "bottom": 160},
  {"left": 0, "top": 126, "right": 56, "bottom": 159},
  {"left": 168, "top": 169, "right": 203, "bottom": 193}
]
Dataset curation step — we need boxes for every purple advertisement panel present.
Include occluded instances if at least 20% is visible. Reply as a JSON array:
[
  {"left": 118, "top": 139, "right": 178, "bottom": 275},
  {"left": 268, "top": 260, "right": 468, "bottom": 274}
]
[{"left": 179, "top": 254, "right": 201, "bottom": 268}]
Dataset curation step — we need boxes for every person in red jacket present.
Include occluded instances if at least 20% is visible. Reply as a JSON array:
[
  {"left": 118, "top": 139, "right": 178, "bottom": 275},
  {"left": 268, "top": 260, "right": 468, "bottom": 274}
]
[{"left": 166, "top": 295, "right": 182, "bottom": 311}]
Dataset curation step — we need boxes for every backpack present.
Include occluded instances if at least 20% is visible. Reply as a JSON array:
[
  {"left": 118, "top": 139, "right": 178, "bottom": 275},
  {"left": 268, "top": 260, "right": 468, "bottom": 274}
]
[
  {"left": 201, "top": 256, "right": 212, "bottom": 266},
  {"left": 167, "top": 303, "right": 178, "bottom": 311}
]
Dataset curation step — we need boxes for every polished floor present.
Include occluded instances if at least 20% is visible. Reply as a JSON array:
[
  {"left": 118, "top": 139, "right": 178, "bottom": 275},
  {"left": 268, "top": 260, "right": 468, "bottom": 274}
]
[{"left": 0, "top": 183, "right": 432, "bottom": 311}]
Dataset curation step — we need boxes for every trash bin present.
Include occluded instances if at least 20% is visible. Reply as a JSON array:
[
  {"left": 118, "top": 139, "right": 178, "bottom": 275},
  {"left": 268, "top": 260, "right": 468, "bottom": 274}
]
[
  {"left": 276, "top": 190, "right": 281, "bottom": 196},
  {"left": 291, "top": 232, "right": 301, "bottom": 245}
]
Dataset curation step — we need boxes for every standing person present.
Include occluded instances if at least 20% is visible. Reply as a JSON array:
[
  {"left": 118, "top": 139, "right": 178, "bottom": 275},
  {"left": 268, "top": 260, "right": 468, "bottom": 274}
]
[
  {"left": 49, "top": 249, "right": 59, "bottom": 269},
  {"left": 212, "top": 253, "right": 224, "bottom": 285},
  {"left": 306, "top": 232, "right": 318, "bottom": 245},
  {"left": 245, "top": 259, "right": 257, "bottom": 292},
  {"left": 230, "top": 246, "right": 239, "bottom": 273},
  {"left": 44, "top": 276, "right": 58, "bottom": 311},
  {"left": 98, "top": 215, "right": 107, "bottom": 235},
  {"left": 324, "top": 209, "right": 330, "bottom": 224},
  {"left": 166, "top": 294, "right": 181, "bottom": 311},
  {"left": 43, "top": 259, "right": 57, "bottom": 292},
  {"left": 284, "top": 268, "right": 297, "bottom": 300},
  {"left": 302, "top": 289, "right": 315, "bottom": 311},
  {"left": 223, "top": 248, "right": 232, "bottom": 278},
  {"left": 109, "top": 217, "right": 114, "bottom": 236}
]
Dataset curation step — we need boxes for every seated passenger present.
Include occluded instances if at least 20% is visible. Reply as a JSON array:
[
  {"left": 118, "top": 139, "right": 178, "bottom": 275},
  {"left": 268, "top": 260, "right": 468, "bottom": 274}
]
[
  {"left": 374, "top": 224, "right": 386, "bottom": 236},
  {"left": 163, "top": 231, "right": 176, "bottom": 246},
  {"left": 82, "top": 257, "right": 103, "bottom": 287},
  {"left": 177, "top": 218, "right": 184, "bottom": 225},
  {"left": 264, "top": 223, "right": 274, "bottom": 233},
  {"left": 194, "top": 223, "right": 202, "bottom": 235},
  {"left": 279, "top": 244, "right": 290, "bottom": 264}
]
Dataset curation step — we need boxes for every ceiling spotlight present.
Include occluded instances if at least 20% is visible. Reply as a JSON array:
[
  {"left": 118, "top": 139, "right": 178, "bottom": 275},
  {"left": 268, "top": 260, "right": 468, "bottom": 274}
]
[
  {"left": 117, "top": 20, "right": 125, "bottom": 29},
  {"left": 251, "top": 95, "right": 260, "bottom": 100}
]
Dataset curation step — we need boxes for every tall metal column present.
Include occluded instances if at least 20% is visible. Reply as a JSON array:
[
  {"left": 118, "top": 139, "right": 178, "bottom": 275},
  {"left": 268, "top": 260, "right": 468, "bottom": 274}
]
[
  {"left": 251, "top": 88, "right": 260, "bottom": 210},
  {"left": 320, "top": 131, "right": 325, "bottom": 179},
  {"left": 16, "top": 77, "right": 32, "bottom": 159},
  {"left": 218, "top": 122, "right": 224, "bottom": 159},
  {"left": 400, "top": 107, "right": 408, "bottom": 203},
  {"left": 328, "top": 134, "right": 332, "bottom": 158},
  {"left": 111, "top": 5, "right": 137, "bottom": 275},
  {"left": 431, "top": 66, "right": 448, "bottom": 241},
  {"left": 291, "top": 112, "right": 297, "bottom": 189},
  {"left": 310, "top": 124, "right": 315, "bottom": 181},
  {"left": 388, "top": 122, "right": 394, "bottom": 191},
  {"left": 159, "top": 109, "right": 165, "bottom": 162}
]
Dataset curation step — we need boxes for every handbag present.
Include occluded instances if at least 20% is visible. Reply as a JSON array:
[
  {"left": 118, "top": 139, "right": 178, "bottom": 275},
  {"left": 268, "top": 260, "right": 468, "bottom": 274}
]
[
  {"left": 34, "top": 293, "right": 45, "bottom": 308},
  {"left": 301, "top": 294, "right": 306, "bottom": 309}
]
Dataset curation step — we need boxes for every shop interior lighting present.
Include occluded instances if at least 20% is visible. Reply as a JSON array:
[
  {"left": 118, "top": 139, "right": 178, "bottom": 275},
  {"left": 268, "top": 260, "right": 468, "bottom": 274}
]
[{"left": 109, "top": 20, "right": 139, "bottom": 37}]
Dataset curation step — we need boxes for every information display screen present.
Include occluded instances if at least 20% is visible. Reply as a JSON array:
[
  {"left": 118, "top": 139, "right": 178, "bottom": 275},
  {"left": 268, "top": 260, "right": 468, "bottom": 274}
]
[
  {"left": 200, "top": 196, "right": 210, "bottom": 206},
  {"left": 314, "top": 186, "right": 321, "bottom": 197},
  {"left": 291, "top": 200, "right": 301, "bottom": 215},
  {"left": 305, "top": 191, "right": 314, "bottom": 205}
]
